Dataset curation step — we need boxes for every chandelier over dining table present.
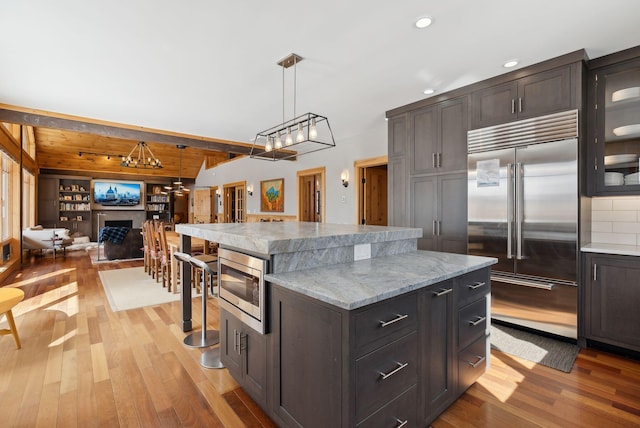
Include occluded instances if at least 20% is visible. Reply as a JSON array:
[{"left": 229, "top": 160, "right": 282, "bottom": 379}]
[
  {"left": 250, "top": 53, "right": 336, "bottom": 161},
  {"left": 121, "top": 141, "right": 163, "bottom": 169}
]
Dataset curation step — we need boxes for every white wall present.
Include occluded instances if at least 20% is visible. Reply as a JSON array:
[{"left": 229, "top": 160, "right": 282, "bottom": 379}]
[
  {"left": 592, "top": 196, "right": 640, "bottom": 246},
  {"left": 195, "top": 120, "right": 388, "bottom": 224}
]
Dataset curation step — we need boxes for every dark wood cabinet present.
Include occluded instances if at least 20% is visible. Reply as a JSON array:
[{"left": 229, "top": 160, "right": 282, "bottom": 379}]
[
  {"left": 270, "top": 286, "right": 344, "bottom": 428},
  {"left": 471, "top": 65, "right": 575, "bottom": 129},
  {"left": 37, "top": 176, "right": 59, "bottom": 227},
  {"left": 38, "top": 175, "right": 92, "bottom": 237},
  {"left": 388, "top": 114, "right": 409, "bottom": 227},
  {"left": 253, "top": 268, "right": 491, "bottom": 427},
  {"left": 455, "top": 269, "right": 490, "bottom": 393},
  {"left": 587, "top": 48, "right": 640, "bottom": 196},
  {"left": 422, "top": 280, "right": 455, "bottom": 424},
  {"left": 219, "top": 308, "right": 268, "bottom": 408},
  {"left": 388, "top": 113, "right": 408, "bottom": 159},
  {"left": 410, "top": 172, "right": 467, "bottom": 254},
  {"left": 146, "top": 183, "right": 173, "bottom": 221},
  {"left": 410, "top": 96, "right": 468, "bottom": 175},
  {"left": 584, "top": 253, "right": 640, "bottom": 352}
]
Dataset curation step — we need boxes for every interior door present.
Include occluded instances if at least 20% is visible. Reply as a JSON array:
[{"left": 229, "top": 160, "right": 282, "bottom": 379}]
[
  {"left": 193, "top": 188, "right": 214, "bottom": 223},
  {"left": 363, "top": 165, "right": 388, "bottom": 226},
  {"left": 300, "top": 174, "right": 320, "bottom": 222}
]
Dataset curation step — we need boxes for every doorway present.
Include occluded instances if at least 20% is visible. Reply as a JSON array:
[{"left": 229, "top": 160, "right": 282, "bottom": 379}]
[
  {"left": 223, "top": 181, "right": 246, "bottom": 223},
  {"left": 355, "top": 156, "right": 388, "bottom": 225},
  {"left": 193, "top": 186, "right": 216, "bottom": 223},
  {"left": 297, "top": 167, "right": 325, "bottom": 222}
]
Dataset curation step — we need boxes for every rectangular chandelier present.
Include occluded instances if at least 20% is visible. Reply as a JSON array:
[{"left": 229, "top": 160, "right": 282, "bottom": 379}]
[
  {"left": 250, "top": 112, "right": 335, "bottom": 161},
  {"left": 250, "top": 53, "right": 336, "bottom": 161}
]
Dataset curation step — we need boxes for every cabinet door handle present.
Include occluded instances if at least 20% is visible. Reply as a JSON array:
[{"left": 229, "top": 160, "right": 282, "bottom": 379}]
[
  {"left": 437, "top": 152, "right": 442, "bottom": 168},
  {"left": 436, "top": 220, "right": 441, "bottom": 236},
  {"left": 378, "top": 361, "right": 408, "bottom": 380},
  {"left": 234, "top": 329, "right": 241, "bottom": 354},
  {"left": 239, "top": 332, "right": 246, "bottom": 354},
  {"left": 432, "top": 288, "right": 452, "bottom": 297},
  {"left": 466, "top": 355, "right": 486, "bottom": 368},
  {"left": 468, "top": 281, "right": 486, "bottom": 290},
  {"left": 432, "top": 152, "right": 437, "bottom": 168},
  {"left": 468, "top": 316, "right": 487, "bottom": 326},
  {"left": 394, "top": 418, "right": 408, "bottom": 428},
  {"left": 593, "top": 263, "right": 597, "bottom": 281},
  {"left": 518, "top": 97, "right": 523, "bottom": 112},
  {"left": 379, "top": 313, "right": 409, "bottom": 328},
  {"left": 511, "top": 99, "right": 515, "bottom": 114},
  {"left": 432, "top": 220, "right": 437, "bottom": 236}
]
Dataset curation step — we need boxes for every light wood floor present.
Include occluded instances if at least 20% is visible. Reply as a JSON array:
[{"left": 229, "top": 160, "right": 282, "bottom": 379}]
[{"left": 1, "top": 250, "right": 639, "bottom": 427}]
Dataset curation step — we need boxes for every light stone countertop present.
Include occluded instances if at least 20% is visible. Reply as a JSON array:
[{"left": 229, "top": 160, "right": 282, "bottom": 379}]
[
  {"left": 176, "top": 222, "right": 422, "bottom": 255},
  {"left": 265, "top": 250, "right": 497, "bottom": 310},
  {"left": 581, "top": 243, "right": 640, "bottom": 257}
]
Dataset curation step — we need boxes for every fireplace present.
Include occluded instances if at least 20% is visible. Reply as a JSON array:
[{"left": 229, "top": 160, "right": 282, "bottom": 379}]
[{"left": 105, "top": 220, "right": 133, "bottom": 228}]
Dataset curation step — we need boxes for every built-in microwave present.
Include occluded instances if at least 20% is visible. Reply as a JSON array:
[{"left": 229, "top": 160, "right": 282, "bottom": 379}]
[{"left": 218, "top": 248, "right": 268, "bottom": 334}]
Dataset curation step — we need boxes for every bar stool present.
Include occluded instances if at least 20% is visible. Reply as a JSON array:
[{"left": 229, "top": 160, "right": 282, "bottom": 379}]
[
  {"left": 189, "top": 256, "right": 224, "bottom": 369},
  {"left": 0, "top": 287, "right": 25, "bottom": 349},
  {"left": 173, "top": 252, "right": 219, "bottom": 349}
]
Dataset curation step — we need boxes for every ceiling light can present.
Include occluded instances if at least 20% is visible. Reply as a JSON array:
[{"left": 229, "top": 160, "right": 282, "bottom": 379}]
[
  {"left": 415, "top": 16, "right": 433, "bottom": 28},
  {"left": 503, "top": 60, "right": 519, "bottom": 68}
]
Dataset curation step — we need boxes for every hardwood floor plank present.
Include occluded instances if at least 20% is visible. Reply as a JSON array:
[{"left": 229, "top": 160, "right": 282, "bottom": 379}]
[{"left": 35, "top": 381, "right": 61, "bottom": 428}]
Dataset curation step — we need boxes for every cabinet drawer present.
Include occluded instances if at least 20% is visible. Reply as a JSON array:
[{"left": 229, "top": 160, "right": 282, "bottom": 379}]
[
  {"left": 355, "top": 292, "right": 418, "bottom": 355},
  {"left": 458, "top": 334, "right": 487, "bottom": 393},
  {"left": 357, "top": 384, "right": 417, "bottom": 428},
  {"left": 356, "top": 332, "right": 418, "bottom": 422},
  {"left": 458, "top": 298, "right": 487, "bottom": 350},
  {"left": 455, "top": 268, "right": 489, "bottom": 308}
]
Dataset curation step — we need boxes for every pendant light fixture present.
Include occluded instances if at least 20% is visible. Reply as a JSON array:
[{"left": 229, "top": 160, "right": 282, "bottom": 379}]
[
  {"left": 121, "top": 141, "right": 163, "bottom": 169},
  {"left": 162, "top": 145, "right": 190, "bottom": 196},
  {"left": 250, "top": 53, "right": 336, "bottom": 161}
]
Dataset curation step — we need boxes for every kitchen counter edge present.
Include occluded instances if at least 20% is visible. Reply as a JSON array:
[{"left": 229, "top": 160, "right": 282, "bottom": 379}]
[
  {"left": 581, "top": 243, "right": 640, "bottom": 257},
  {"left": 265, "top": 250, "right": 497, "bottom": 310}
]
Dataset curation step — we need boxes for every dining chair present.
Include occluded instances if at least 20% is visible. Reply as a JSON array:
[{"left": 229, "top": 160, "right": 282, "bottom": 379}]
[
  {"left": 157, "top": 223, "right": 173, "bottom": 292},
  {"left": 145, "top": 222, "right": 161, "bottom": 282}
]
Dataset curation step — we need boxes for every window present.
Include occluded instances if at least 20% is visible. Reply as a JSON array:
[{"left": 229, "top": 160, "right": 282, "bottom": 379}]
[
  {"left": 1, "top": 153, "right": 12, "bottom": 240},
  {"left": 22, "top": 170, "right": 35, "bottom": 228}
]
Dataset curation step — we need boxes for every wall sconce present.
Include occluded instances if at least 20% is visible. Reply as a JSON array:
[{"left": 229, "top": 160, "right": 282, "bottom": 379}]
[
  {"left": 341, "top": 169, "right": 349, "bottom": 188},
  {"left": 247, "top": 185, "right": 254, "bottom": 196}
]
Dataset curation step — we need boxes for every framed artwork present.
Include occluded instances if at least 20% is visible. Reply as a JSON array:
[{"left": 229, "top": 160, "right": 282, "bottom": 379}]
[{"left": 260, "top": 178, "right": 284, "bottom": 212}]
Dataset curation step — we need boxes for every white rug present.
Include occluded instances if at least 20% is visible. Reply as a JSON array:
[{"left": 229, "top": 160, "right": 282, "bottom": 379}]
[{"left": 98, "top": 267, "right": 199, "bottom": 312}]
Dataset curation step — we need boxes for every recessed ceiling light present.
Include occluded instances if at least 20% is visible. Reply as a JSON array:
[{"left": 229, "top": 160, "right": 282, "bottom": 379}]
[
  {"left": 503, "top": 60, "right": 519, "bottom": 68},
  {"left": 415, "top": 17, "right": 433, "bottom": 29},
  {"left": 423, "top": 88, "right": 435, "bottom": 95}
]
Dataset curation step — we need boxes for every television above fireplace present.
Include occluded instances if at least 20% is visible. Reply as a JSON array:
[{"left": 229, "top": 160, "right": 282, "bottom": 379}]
[{"left": 92, "top": 179, "right": 145, "bottom": 210}]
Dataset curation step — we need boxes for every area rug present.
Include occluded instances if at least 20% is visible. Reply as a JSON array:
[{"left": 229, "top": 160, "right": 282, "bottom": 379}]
[
  {"left": 490, "top": 323, "right": 580, "bottom": 373},
  {"left": 98, "top": 267, "right": 199, "bottom": 312}
]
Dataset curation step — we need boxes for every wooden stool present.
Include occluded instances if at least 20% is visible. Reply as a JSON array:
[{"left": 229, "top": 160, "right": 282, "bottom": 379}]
[{"left": 0, "top": 288, "right": 25, "bottom": 349}]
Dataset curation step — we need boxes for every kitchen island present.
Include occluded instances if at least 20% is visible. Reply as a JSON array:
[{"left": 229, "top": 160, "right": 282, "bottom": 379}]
[{"left": 175, "top": 222, "right": 496, "bottom": 427}]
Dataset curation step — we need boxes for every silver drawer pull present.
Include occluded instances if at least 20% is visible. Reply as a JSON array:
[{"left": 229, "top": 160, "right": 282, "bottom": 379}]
[
  {"left": 466, "top": 355, "right": 486, "bottom": 368},
  {"left": 379, "top": 313, "right": 408, "bottom": 327},
  {"left": 468, "top": 281, "right": 486, "bottom": 290},
  {"left": 395, "top": 418, "right": 408, "bottom": 428},
  {"left": 468, "top": 316, "right": 487, "bottom": 326},
  {"left": 432, "top": 288, "right": 452, "bottom": 297},
  {"left": 378, "top": 361, "right": 408, "bottom": 380}
]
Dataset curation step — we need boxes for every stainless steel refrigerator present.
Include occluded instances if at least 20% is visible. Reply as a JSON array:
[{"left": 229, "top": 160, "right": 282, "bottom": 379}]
[{"left": 467, "top": 110, "right": 579, "bottom": 339}]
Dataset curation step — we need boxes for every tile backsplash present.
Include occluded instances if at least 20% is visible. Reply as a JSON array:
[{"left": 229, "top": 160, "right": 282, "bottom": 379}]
[{"left": 591, "top": 196, "right": 640, "bottom": 246}]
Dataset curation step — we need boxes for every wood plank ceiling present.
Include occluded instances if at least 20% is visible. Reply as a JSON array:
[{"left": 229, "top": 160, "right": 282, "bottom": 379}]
[{"left": 35, "top": 127, "right": 230, "bottom": 181}]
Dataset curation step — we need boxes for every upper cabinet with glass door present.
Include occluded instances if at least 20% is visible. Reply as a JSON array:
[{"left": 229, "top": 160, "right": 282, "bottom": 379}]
[{"left": 589, "top": 48, "right": 640, "bottom": 195}]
